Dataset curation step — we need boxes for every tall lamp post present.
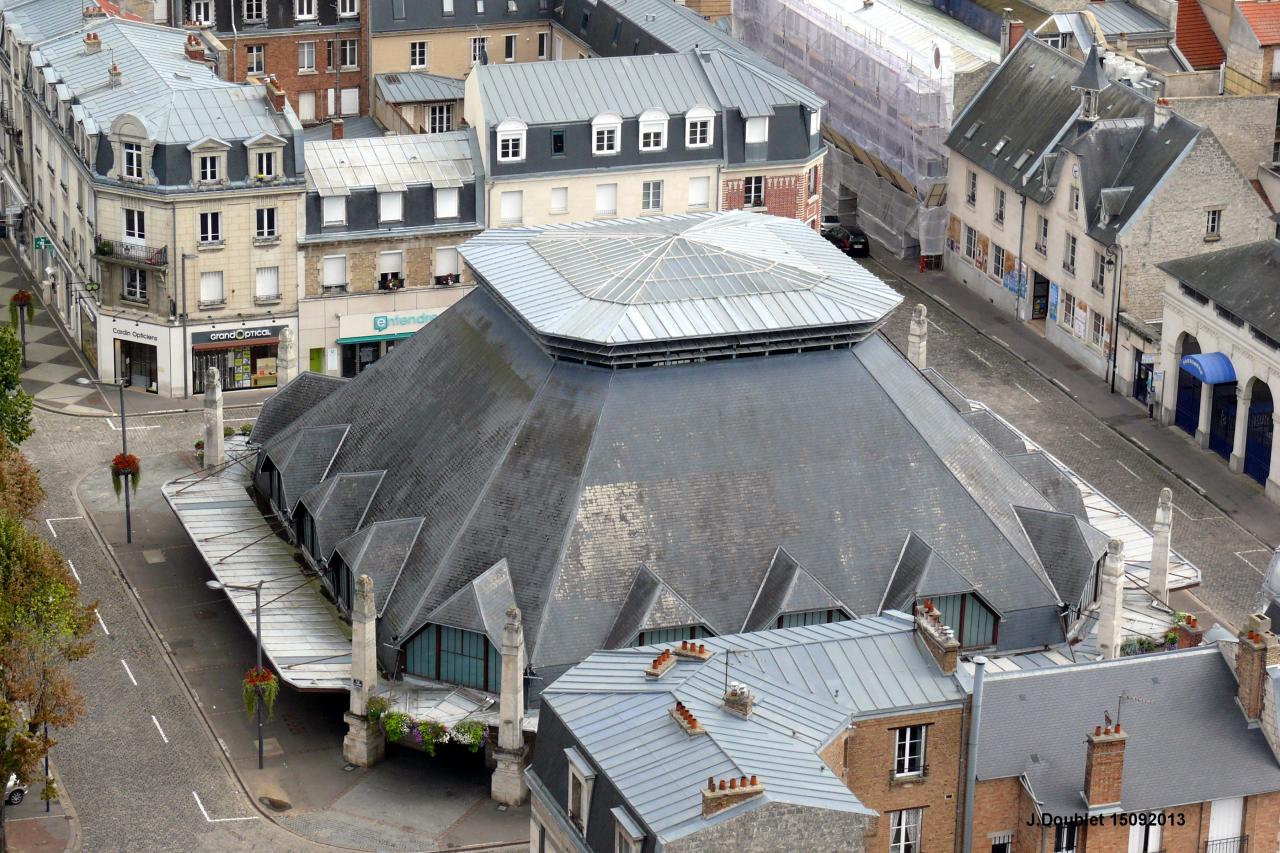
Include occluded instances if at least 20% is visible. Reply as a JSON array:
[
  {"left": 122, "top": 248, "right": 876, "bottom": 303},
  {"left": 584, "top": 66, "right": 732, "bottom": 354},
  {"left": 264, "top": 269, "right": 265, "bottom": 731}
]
[
  {"left": 207, "top": 578, "right": 267, "bottom": 770},
  {"left": 75, "top": 376, "right": 131, "bottom": 543}
]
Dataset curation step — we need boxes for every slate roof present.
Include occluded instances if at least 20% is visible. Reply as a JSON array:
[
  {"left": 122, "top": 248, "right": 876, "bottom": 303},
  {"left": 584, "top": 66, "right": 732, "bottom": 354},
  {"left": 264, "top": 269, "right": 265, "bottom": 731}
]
[
  {"left": 1239, "top": 1, "right": 1280, "bottom": 45},
  {"left": 976, "top": 648, "right": 1280, "bottom": 814},
  {"left": 947, "top": 37, "right": 1200, "bottom": 242},
  {"left": 540, "top": 616, "right": 962, "bottom": 843},
  {"left": 1005, "top": 452, "right": 1088, "bottom": 521},
  {"left": 251, "top": 372, "right": 347, "bottom": 446},
  {"left": 1175, "top": 0, "right": 1225, "bottom": 68},
  {"left": 1014, "top": 506, "right": 1107, "bottom": 607},
  {"left": 1158, "top": 240, "right": 1280, "bottom": 343},
  {"left": 475, "top": 49, "right": 821, "bottom": 127},
  {"left": 374, "top": 71, "right": 464, "bottom": 105},
  {"left": 459, "top": 212, "right": 902, "bottom": 353},
  {"left": 34, "top": 18, "right": 300, "bottom": 144}
]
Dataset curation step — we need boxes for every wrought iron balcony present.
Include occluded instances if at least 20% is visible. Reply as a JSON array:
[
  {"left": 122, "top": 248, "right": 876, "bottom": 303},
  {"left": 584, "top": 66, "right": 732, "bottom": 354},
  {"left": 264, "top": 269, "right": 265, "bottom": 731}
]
[
  {"left": 1206, "top": 836, "right": 1247, "bottom": 853},
  {"left": 95, "top": 237, "right": 168, "bottom": 269}
]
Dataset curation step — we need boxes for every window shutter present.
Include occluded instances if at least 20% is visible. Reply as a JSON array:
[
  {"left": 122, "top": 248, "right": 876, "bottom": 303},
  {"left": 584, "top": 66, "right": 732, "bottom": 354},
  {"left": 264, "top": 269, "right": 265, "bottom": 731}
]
[
  {"left": 500, "top": 190, "right": 523, "bottom": 223},
  {"left": 323, "top": 255, "right": 347, "bottom": 286},
  {"left": 595, "top": 183, "right": 617, "bottom": 215},
  {"left": 378, "top": 251, "right": 403, "bottom": 275},
  {"left": 688, "top": 176, "right": 709, "bottom": 208},
  {"left": 434, "top": 247, "right": 459, "bottom": 275},
  {"left": 435, "top": 187, "right": 459, "bottom": 219},
  {"left": 199, "top": 271, "right": 224, "bottom": 303},
  {"left": 255, "top": 266, "right": 279, "bottom": 298},
  {"left": 379, "top": 192, "right": 403, "bottom": 222}
]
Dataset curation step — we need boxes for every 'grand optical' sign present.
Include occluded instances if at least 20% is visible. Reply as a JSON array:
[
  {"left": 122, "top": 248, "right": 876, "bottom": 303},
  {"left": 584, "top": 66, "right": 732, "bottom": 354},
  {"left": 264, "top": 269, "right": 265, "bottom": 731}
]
[{"left": 190, "top": 325, "right": 286, "bottom": 346}]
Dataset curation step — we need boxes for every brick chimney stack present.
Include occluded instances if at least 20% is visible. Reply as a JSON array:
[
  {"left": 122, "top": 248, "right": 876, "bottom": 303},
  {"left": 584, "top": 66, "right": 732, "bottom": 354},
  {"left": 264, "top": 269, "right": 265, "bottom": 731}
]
[
  {"left": 916, "top": 599, "right": 960, "bottom": 674},
  {"left": 265, "top": 76, "right": 287, "bottom": 113},
  {"left": 1236, "top": 613, "right": 1280, "bottom": 722},
  {"left": 1082, "top": 722, "right": 1127, "bottom": 811},
  {"left": 331, "top": 117, "right": 345, "bottom": 140},
  {"left": 83, "top": 32, "right": 101, "bottom": 54},
  {"left": 1000, "top": 9, "right": 1026, "bottom": 58},
  {"left": 184, "top": 33, "right": 206, "bottom": 62}
]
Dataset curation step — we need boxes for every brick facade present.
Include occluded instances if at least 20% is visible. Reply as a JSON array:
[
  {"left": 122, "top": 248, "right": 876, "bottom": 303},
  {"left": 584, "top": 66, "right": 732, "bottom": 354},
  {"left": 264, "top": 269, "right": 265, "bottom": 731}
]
[
  {"left": 1083, "top": 726, "right": 1127, "bottom": 809},
  {"left": 235, "top": 31, "right": 367, "bottom": 122},
  {"left": 720, "top": 161, "right": 822, "bottom": 228}
]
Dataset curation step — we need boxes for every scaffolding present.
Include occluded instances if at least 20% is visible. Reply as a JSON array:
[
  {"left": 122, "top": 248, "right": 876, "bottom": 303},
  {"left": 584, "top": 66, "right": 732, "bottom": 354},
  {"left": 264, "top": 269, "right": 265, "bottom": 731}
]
[{"left": 734, "top": 0, "right": 997, "bottom": 254}]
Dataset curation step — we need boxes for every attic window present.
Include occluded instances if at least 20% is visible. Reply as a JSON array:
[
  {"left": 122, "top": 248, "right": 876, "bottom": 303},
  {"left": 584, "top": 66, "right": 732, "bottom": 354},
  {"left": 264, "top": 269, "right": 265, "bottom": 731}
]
[
  {"left": 963, "top": 121, "right": 983, "bottom": 140},
  {"left": 991, "top": 136, "right": 1009, "bottom": 157},
  {"left": 1013, "top": 149, "right": 1034, "bottom": 169}
]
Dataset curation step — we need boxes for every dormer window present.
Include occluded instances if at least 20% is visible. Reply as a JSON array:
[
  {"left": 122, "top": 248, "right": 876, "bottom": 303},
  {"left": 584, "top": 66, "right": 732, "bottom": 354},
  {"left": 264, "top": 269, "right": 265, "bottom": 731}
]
[
  {"left": 255, "top": 150, "right": 275, "bottom": 179},
  {"left": 295, "top": 0, "right": 316, "bottom": 19},
  {"left": 810, "top": 108, "right": 820, "bottom": 135},
  {"left": 638, "top": 109, "right": 666, "bottom": 151},
  {"left": 685, "top": 107, "right": 713, "bottom": 148},
  {"left": 496, "top": 119, "right": 526, "bottom": 162},
  {"left": 123, "top": 142, "right": 143, "bottom": 180},
  {"left": 199, "top": 155, "right": 219, "bottom": 182},
  {"left": 592, "top": 113, "right": 621, "bottom": 155},
  {"left": 744, "top": 116, "right": 769, "bottom": 144},
  {"left": 565, "top": 747, "right": 596, "bottom": 836}
]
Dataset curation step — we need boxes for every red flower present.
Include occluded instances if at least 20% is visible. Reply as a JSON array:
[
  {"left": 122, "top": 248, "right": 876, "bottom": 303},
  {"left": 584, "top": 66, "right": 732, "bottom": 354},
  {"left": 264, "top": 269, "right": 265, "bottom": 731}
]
[
  {"left": 111, "top": 453, "right": 140, "bottom": 475},
  {"left": 10, "top": 290, "right": 31, "bottom": 306},
  {"left": 244, "top": 665, "right": 276, "bottom": 686}
]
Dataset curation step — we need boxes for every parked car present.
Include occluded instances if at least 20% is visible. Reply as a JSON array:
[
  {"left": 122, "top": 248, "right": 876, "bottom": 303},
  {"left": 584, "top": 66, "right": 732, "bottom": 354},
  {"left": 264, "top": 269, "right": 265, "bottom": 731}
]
[
  {"left": 821, "top": 223, "right": 870, "bottom": 258},
  {"left": 5, "top": 774, "right": 26, "bottom": 805}
]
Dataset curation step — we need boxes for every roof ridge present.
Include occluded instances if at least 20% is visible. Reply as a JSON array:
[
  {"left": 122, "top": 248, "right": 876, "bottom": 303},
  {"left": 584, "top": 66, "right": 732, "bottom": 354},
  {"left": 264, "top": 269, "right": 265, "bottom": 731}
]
[{"left": 985, "top": 644, "right": 1218, "bottom": 681}]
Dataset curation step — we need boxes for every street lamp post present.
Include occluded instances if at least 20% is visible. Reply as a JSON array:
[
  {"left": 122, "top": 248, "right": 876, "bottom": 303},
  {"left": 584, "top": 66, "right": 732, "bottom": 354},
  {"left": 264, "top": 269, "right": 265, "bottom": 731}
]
[
  {"left": 76, "top": 376, "right": 130, "bottom": 543},
  {"left": 207, "top": 578, "right": 267, "bottom": 770}
]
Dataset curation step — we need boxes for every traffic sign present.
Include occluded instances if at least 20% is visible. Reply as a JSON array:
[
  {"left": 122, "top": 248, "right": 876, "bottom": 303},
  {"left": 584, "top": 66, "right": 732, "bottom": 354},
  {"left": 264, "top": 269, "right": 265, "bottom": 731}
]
[{"left": 33, "top": 236, "right": 51, "bottom": 250}]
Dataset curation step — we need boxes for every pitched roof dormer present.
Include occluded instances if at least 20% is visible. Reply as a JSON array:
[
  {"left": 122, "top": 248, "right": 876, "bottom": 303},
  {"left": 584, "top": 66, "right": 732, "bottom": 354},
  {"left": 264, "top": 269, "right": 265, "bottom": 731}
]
[{"left": 1072, "top": 42, "right": 1108, "bottom": 124}]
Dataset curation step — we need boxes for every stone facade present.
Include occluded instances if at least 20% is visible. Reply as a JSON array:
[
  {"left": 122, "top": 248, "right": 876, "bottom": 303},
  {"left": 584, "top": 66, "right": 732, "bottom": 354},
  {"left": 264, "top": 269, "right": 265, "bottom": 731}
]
[
  {"left": 300, "top": 232, "right": 470, "bottom": 299},
  {"left": 1167, "top": 93, "right": 1279, "bottom": 177},
  {"left": 660, "top": 801, "right": 872, "bottom": 853},
  {"left": 371, "top": 22, "right": 585, "bottom": 80}
]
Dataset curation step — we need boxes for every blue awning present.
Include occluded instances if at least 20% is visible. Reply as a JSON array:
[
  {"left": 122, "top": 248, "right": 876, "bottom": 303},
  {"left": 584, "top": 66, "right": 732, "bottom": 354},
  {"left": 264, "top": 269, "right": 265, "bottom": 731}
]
[{"left": 1180, "top": 352, "right": 1236, "bottom": 385}]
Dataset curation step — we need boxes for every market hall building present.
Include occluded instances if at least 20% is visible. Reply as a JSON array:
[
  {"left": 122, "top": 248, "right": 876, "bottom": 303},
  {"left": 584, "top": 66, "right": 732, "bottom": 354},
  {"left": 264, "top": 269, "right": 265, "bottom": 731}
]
[{"left": 244, "top": 209, "right": 1132, "bottom": 695}]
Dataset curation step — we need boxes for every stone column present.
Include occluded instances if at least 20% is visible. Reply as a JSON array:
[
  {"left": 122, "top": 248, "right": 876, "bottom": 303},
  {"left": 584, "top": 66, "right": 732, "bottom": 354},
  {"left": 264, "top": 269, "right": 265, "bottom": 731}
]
[
  {"left": 1149, "top": 487, "right": 1172, "bottom": 604},
  {"left": 907, "top": 304, "right": 927, "bottom": 371},
  {"left": 1157, "top": 343, "right": 1180, "bottom": 427},
  {"left": 343, "top": 574, "right": 386, "bottom": 767},
  {"left": 277, "top": 326, "right": 296, "bottom": 386},
  {"left": 1098, "top": 539, "right": 1125, "bottom": 660},
  {"left": 491, "top": 605, "right": 529, "bottom": 805},
  {"left": 1229, "top": 385, "right": 1252, "bottom": 474},
  {"left": 203, "top": 367, "right": 224, "bottom": 468},
  {"left": 1195, "top": 381, "right": 1213, "bottom": 449},
  {"left": 1268, "top": 411, "right": 1280, "bottom": 503}
]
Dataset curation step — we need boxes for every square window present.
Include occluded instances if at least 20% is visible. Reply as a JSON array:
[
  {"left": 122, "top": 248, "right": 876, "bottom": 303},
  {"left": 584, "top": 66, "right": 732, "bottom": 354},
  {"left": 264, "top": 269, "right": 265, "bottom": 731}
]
[
  {"left": 322, "top": 196, "right": 346, "bottom": 226},
  {"left": 379, "top": 191, "right": 403, "bottom": 223},
  {"left": 686, "top": 117, "right": 711, "bottom": 148},
  {"left": 338, "top": 0, "right": 356, "bottom": 15},
  {"left": 410, "top": 41, "right": 428, "bottom": 69},
  {"left": 323, "top": 254, "right": 347, "bottom": 288},
  {"left": 642, "top": 180, "right": 662, "bottom": 212},
  {"left": 498, "top": 130, "right": 524, "bottom": 162},
  {"left": 593, "top": 124, "right": 619, "bottom": 155},
  {"left": 744, "top": 175, "right": 764, "bottom": 208},
  {"left": 744, "top": 116, "right": 768, "bottom": 144},
  {"left": 550, "top": 186, "right": 568, "bottom": 214},
  {"left": 244, "top": 0, "right": 264, "bottom": 20},
  {"left": 295, "top": 0, "right": 315, "bottom": 19}
]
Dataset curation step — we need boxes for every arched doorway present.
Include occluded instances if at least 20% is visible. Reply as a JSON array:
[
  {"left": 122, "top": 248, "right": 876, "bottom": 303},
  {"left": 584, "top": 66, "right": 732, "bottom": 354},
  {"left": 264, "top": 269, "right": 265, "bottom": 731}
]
[
  {"left": 1245, "top": 380, "right": 1274, "bottom": 486},
  {"left": 1175, "top": 335, "right": 1201, "bottom": 436}
]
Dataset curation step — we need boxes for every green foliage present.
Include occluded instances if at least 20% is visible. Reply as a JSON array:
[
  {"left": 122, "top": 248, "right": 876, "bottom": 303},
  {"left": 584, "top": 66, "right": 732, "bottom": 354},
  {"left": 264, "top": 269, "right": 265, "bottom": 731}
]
[
  {"left": 223, "top": 425, "right": 235, "bottom": 438},
  {"left": 383, "top": 711, "right": 411, "bottom": 742},
  {"left": 419, "top": 722, "right": 447, "bottom": 757},
  {"left": 242, "top": 667, "right": 279, "bottom": 720},
  {"left": 239, "top": 422, "right": 254, "bottom": 436},
  {"left": 0, "top": 325, "right": 32, "bottom": 445},
  {"left": 366, "top": 695, "right": 389, "bottom": 723},
  {"left": 451, "top": 720, "right": 486, "bottom": 753}
]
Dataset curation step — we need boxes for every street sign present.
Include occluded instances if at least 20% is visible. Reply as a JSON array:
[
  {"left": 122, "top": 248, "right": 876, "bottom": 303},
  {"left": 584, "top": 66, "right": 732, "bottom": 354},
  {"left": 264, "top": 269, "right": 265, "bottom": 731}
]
[
  {"left": 352, "top": 678, "right": 363, "bottom": 689},
  {"left": 33, "top": 236, "right": 51, "bottom": 250}
]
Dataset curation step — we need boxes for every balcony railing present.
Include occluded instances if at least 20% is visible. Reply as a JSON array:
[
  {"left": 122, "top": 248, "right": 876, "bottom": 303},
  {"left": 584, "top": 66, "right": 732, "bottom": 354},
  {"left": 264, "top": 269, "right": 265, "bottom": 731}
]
[
  {"left": 1206, "top": 836, "right": 1247, "bottom": 853},
  {"left": 95, "top": 238, "right": 168, "bottom": 268}
]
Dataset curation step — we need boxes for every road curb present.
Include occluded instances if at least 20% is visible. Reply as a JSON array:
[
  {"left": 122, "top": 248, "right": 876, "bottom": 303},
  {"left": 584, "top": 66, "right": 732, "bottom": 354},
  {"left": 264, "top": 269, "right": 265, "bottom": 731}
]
[
  {"left": 33, "top": 399, "right": 265, "bottom": 418},
  {"left": 53, "top": 762, "right": 79, "bottom": 853},
  {"left": 872, "top": 260, "right": 1275, "bottom": 551}
]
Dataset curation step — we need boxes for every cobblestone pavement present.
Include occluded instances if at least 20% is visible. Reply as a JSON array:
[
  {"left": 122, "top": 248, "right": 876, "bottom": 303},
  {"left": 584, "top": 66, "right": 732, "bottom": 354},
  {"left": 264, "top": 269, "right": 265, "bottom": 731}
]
[{"left": 870, "top": 256, "right": 1269, "bottom": 628}]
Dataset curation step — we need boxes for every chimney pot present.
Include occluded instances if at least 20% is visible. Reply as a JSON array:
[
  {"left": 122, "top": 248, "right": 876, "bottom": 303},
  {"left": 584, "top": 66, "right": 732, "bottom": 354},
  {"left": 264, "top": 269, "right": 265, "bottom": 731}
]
[
  {"left": 1104, "top": 725, "right": 1112, "bottom": 735},
  {"left": 708, "top": 777, "right": 715, "bottom": 792},
  {"left": 750, "top": 775, "right": 758, "bottom": 786},
  {"left": 681, "top": 640, "right": 689, "bottom": 651},
  {"left": 729, "top": 778, "right": 738, "bottom": 790},
  {"left": 719, "top": 780, "right": 726, "bottom": 791},
  {"left": 740, "top": 776, "right": 747, "bottom": 787},
  {"left": 1114, "top": 723, "right": 1121, "bottom": 734},
  {"left": 1095, "top": 725, "right": 1102, "bottom": 736}
]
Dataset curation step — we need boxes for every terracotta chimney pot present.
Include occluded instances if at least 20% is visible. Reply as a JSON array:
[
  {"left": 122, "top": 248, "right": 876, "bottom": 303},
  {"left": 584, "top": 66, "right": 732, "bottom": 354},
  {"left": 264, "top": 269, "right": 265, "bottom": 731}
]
[
  {"left": 1114, "top": 723, "right": 1121, "bottom": 734},
  {"left": 1095, "top": 725, "right": 1102, "bottom": 736},
  {"left": 708, "top": 777, "right": 715, "bottom": 792},
  {"left": 750, "top": 775, "right": 758, "bottom": 786},
  {"left": 729, "top": 778, "right": 738, "bottom": 790},
  {"left": 719, "top": 780, "right": 726, "bottom": 791}
]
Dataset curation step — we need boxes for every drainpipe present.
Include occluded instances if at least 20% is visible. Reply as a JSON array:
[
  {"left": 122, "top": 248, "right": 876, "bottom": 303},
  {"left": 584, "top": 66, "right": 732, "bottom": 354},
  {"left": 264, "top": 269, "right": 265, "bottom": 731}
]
[
  {"left": 1107, "top": 243, "right": 1123, "bottom": 393},
  {"left": 962, "top": 655, "right": 988, "bottom": 853},
  {"left": 1014, "top": 193, "right": 1027, "bottom": 321}
]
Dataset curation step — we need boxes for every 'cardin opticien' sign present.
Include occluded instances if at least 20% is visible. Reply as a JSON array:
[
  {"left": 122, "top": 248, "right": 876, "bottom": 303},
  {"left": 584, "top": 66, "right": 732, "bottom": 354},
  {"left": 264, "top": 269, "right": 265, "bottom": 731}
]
[{"left": 190, "top": 325, "right": 286, "bottom": 346}]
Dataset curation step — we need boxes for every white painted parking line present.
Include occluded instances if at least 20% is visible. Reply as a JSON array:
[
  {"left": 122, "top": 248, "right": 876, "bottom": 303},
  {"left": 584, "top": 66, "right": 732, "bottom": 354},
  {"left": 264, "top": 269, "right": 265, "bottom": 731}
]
[
  {"left": 1050, "top": 378, "right": 1071, "bottom": 395},
  {"left": 67, "top": 560, "right": 80, "bottom": 583},
  {"left": 966, "top": 348, "right": 993, "bottom": 369},
  {"left": 104, "top": 418, "right": 160, "bottom": 432},
  {"left": 991, "top": 335, "right": 1011, "bottom": 350},
  {"left": 44, "top": 516, "right": 82, "bottom": 538},
  {"left": 1116, "top": 461, "right": 1143, "bottom": 481},
  {"left": 1077, "top": 432, "right": 1101, "bottom": 449},
  {"left": 192, "top": 791, "right": 259, "bottom": 823},
  {"left": 927, "top": 319, "right": 948, "bottom": 335},
  {"left": 1235, "top": 550, "right": 1270, "bottom": 576},
  {"left": 151, "top": 715, "right": 169, "bottom": 744},
  {"left": 1171, "top": 502, "right": 1223, "bottom": 522},
  {"left": 120, "top": 659, "right": 137, "bottom": 687},
  {"left": 1013, "top": 382, "right": 1040, "bottom": 403},
  {"left": 94, "top": 609, "right": 110, "bottom": 636}
]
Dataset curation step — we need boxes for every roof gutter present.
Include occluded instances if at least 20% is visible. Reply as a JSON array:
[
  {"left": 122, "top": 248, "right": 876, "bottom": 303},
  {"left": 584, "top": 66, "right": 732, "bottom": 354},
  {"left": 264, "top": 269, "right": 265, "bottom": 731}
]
[{"left": 961, "top": 655, "right": 988, "bottom": 853}]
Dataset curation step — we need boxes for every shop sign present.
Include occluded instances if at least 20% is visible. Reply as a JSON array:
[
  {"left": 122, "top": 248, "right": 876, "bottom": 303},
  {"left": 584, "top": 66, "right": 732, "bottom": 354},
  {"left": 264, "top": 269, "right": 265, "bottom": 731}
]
[
  {"left": 339, "top": 308, "right": 438, "bottom": 341},
  {"left": 111, "top": 325, "right": 160, "bottom": 343},
  {"left": 190, "top": 325, "right": 286, "bottom": 346}
]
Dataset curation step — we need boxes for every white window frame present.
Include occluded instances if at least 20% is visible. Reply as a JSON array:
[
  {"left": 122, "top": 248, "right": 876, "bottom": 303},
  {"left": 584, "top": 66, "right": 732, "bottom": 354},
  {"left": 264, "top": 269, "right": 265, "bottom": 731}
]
[
  {"left": 246, "top": 44, "right": 265, "bottom": 75},
  {"left": 638, "top": 110, "right": 667, "bottom": 151},
  {"left": 537, "top": 31, "right": 549, "bottom": 59},
  {"left": 595, "top": 182, "right": 617, "bottom": 216},
  {"left": 496, "top": 120, "right": 526, "bottom": 163},
  {"left": 499, "top": 190, "right": 523, "bottom": 225},
  {"left": 122, "top": 142, "right": 144, "bottom": 181},
  {"left": 1090, "top": 308, "right": 1105, "bottom": 348},
  {"left": 1206, "top": 208, "right": 1222, "bottom": 238},
  {"left": 255, "top": 265, "right": 281, "bottom": 300},
  {"left": 992, "top": 244, "right": 1005, "bottom": 281},
  {"left": 612, "top": 808, "right": 644, "bottom": 853},
  {"left": 893, "top": 725, "right": 926, "bottom": 778},
  {"left": 255, "top": 206, "right": 277, "bottom": 239},
  {"left": 199, "top": 211, "right": 222, "bottom": 244},
  {"left": 198, "top": 154, "right": 220, "bottom": 183},
  {"left": 687, "top": 175, "right": 710, "bottom": 210},
  {"left": 410, "top": 40, "right": 428, "bottom": 69},
  {"left": 199, "top": 270, "right": 225, "bottom": 305},
  {"left": 744, "top": 116, "right": 769, "bottom": 144},
  {"left": 1063, "top": 232, "right": 1077, "bottom": 275},
  {"left": 809, "top": 108, "right": 821, "bottom": 135},
  {"left": 1128, "top": 815, "right": 1163, "bottom": 853},
  {"left": 189, "top": 0, "right": 213, "bottom": 23},
  {"left": 504, "top": 33, "right": 516, "bottom": 61},
  {"left": 470, "top": 36, "right": 488, "bottom": 65},
  {"left": 1054, "top": 823, "right": 1077, "bottom": 853},
  {"left": 339, "top": 38, "right": 358, "bottom": 69},
  {"left": 435, "top": 186, "right": 459, "bottom": 219},
  {"left": 123, "top": 207, "right": 145, "bottom": 241},
  {"left": 338, "top": 0, "right": 357, "bottom": 16},
  {"left": 442, "top": 0, "right": 454, "bottom": 13},
  {"left": 322, "top": 196, "right": 346, "bottom": 226},
  {"left": 428, "top": 103, "right": 452, "bottom": 133},
  {"left": 323, "top": 254, "right": 348, "bottom": 290},
  {"left": 255, "top": 150, "right": 276, "bottom": 178},
  {"left": 566, "top": 748, "right": 596, "bottom": 837},
  {"left": 379, "top": 191, "right": 404, "bottom": 223},
  {"left": 685, "top": 107, "right": 713, "bottom": 148},
  {"left": 550, "top": 186, "right": 568, "bottom": 214},
  {"left": 744, "top": 175, "right": 764, "bottom": 208},
  {"left": 295, "top": 0, "right": 315, "bottom": 20},
  {"left": 124, "top": 268, "right": 147, "bottom": 301},
  {"left": 1093, "top": 251, "right": 1106, "bottom": 293},
  {"left": 1070, "top": 185, "right": 1080, "bottom": 215},
  {"left": 641, "top": 179, "right": 663, "bottom": 212},
  {"left": 1062, "top": 292, "right": 1076, "bottom": 328},
  {"left": 243, "top": 0, "right": 264, "bottom": 20},
  {"left": 1035, "top": 214, "right": 1049, "bottom": 254},
  {"left": 964, "top": 225, "right": 977, "bottom": 259},
  {"left": 889, "top": 809, "right": 922, "bottom": 853},
  {"left": 592, "top": 113, "right": 621, "bottom": 155},
  {"left": 298, "top": 41, "right": 316, "bottom": 72}
]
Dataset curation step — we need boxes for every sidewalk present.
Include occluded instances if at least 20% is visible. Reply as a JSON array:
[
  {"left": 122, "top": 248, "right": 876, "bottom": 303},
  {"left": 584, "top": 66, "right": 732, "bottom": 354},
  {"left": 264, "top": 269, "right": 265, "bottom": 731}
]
[
  {"left": 4, "top": 763, "right": 76, "bottom": 853},
  {"left": 0, "top": 246, "right": 276, "bottom": 417},
  {"left": 78, "top": 447, "right": 529, "bottom": 852},
  {"left": 868, "top": 251, "right": 1280, "bottom": 550}
]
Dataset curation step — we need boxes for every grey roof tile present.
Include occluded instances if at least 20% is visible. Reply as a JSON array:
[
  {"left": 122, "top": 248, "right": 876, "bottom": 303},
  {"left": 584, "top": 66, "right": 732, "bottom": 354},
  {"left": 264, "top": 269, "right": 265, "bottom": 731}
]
[
  {"left": 334, "top": 517, "right": 425, "bottom": 615},
  {"left": 299, "top": 470, "right": 385, "bottom": 558},
  {"left": 252, "top": 372, "right": 347, "bottom": 445},
  {"left": 1158, "top": 240, "right": 1280, "bottom": 343}
]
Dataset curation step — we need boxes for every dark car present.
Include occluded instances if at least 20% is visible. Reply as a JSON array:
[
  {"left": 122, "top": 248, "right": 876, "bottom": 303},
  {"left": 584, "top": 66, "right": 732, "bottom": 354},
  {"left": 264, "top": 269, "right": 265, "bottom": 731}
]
[{"left": 821, "top": 223, "right": 871, "bottom": 258}]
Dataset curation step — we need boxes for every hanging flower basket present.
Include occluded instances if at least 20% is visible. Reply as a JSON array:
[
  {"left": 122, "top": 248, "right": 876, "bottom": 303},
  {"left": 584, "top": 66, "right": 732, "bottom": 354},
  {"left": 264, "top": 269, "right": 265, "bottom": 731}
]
[
  {"left": 9, "top": 290, "right": 33, "bottom": 326},
  {"left": 449, "top": 719, "right": 487, "bottom": 754},
  {"left": 110, "top": 453, "right": 141, "bottom": 498},
  {"left": 242, "top": 665, "right": 280, "bottom": 720}
]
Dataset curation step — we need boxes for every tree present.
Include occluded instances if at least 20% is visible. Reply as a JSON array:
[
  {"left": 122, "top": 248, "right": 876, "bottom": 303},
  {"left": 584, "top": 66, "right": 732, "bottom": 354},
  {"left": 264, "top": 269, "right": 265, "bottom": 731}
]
[
  {"left": 0, "top": 443, "right": 43, "bottom": 521},
  {"left": 0, "top": 512, "right": 95, "bottom": 852},
  {"left": 0, "top": 326, "right": 31, "bottom": 446}
]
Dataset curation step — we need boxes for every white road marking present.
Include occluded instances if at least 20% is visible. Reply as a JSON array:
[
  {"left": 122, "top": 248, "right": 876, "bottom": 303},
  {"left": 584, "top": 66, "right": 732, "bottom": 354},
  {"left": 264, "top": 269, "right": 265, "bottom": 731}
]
[
  {"left": 192, "top": 791, "right": 259, "bottom": 823},
  {"left": 120, "top": 659, "right": 137, "bottom": 686},
  {"left": 94, "top": 609, "right": 110, "bottom": 636},
  {"left": 1050, "top": 378, "right": 1071, "bottom": 395},
  {"left": 151, "top": 715, "right": 169, "bottom": 744},
  {"left": 1235, "top": 550, "right": 1270, "bottom": 576},
  {"left": 67, "top": 560, "right": 80, "bottom": 583},
  {"left": 1076, "top": 432, "right": 1102, "bottom": 448},
  {"left": 966, "top": 348, "right": 993, "bottom": 369},
  {"left": 44, "top": 516, "right": 82, "bottom": 537},
  {"left": 1171, "top": 502, "right": 1222, "bottom": 522},
  {"left": 1013, "top": 382, "right": 1040, "bottom": 403},
  {"left": 104, "top": 418, "right": 160, "bottom": 432},
  {"left": 1116, "top": 460, "right": 1143, "bottom": 481},
  {"left": 991, "top": 335, "right": 1011, "bottom": 349},
  {"left": 927, "top": 319, "right": 948, "bottom": 335}
]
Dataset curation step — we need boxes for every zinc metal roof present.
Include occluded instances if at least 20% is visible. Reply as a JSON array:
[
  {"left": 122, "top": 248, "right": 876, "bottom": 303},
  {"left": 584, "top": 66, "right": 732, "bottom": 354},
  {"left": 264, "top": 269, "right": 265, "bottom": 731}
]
[
  {"left": 305, "top": 130, "right": 476, "bottom": 194},
  {"left": 3, "top": 0, "right": 103, "bottom": 45},
  {"left": 34, "top": 18, "right": 294, "bottom": 144},
  {"left": 544, "top": 616, "right": 960, "bottom": 841},
  {"left": 1083, "top": 1, "right": 1170, "bottom": 37},
  {"left": 458, "top": 211, "right": 902, "bottom": 348},
  {"left": 375, "top": 71, "right": 464, "bottom": 105},
  {"left": 476, "top": 50, "right": 819, "bottom": 126}
]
